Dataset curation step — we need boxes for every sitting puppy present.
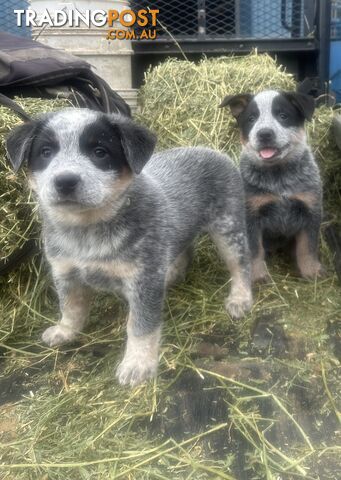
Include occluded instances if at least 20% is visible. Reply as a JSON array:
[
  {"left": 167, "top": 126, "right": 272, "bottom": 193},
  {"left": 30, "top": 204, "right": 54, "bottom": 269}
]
[
  {"left": 220, "top": 90, "right": 323, "bottom": 282},
  {"left": 6, "top": 109, "right": 252, "bottom": 386}
]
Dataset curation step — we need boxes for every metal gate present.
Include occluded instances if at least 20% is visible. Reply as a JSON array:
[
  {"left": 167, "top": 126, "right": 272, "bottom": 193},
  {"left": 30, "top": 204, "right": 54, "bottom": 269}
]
[
  {"left": 132, "top": 0, "right": 314, "bottom": 40},
  {"left": 131, "top": 0, "right": 331, "bottom": 90}
]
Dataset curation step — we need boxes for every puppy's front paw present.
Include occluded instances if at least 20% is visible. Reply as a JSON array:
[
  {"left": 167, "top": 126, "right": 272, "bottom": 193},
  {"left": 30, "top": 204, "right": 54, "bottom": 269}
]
[
  {"left": 116, "top": 354, "right": 158, "bottom": 387},
  {"left": 300, "top": 261, "right": 326, "bottom": 280},
  {"left": 225, "top": 293, "right": 253, "bottom": 319},
  {"left": 42, "top": 324, "right": 77, "bottom": 347},
  {"left": 252, "top": 272, "right": 270, "bottom": 284}
]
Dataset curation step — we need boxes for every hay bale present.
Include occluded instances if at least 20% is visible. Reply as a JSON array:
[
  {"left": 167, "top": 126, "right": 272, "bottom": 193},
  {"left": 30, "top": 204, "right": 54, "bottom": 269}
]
[
  {"left": 0, "top": 97, "right": 70, "bottom": 266},
  {"left": 308, "top": 105, "right": 341, "bottom": 217},
  {"left": 138, "top": 53, "right": 341, "bottom": 218},
  {"left": 137, "top": 52, "right": 296, "bottom": 161},
  {"left": 0, "top": 97, "right": 70, "bottom": 343}
]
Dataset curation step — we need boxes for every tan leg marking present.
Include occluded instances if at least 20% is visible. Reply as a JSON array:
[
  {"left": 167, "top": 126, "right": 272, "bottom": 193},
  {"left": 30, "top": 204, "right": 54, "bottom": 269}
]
[
  {"left": 211, "top": 233, "right": 253, "bottom": 319},
  {"left": 252, "top": 239, "right": 269, "bottom": 284},
  {"left": 42, "top": 285, "right": 92, "bottom": 347},
  {"left": 116, "top": 314, "right": 161, "bottom": 386},
  {"left": 166, "top": 250, "right": 190, "bottom": 287},
  {"left": 225, "top": 267, "right": 253, "bottom": 319},
  {"left": 49, "top": 258, "right": 75, "bottom": 277},
  {"left": 61, "top": 286, "right": 91, "bottom": 329},
  {"left": 296, "top": 230, "right": 323, "bottom": 279}
]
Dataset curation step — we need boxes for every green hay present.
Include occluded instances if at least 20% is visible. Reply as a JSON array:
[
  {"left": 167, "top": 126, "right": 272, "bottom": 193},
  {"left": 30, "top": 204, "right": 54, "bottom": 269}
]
[
  {"left": 0, "top": 242, "right": 340, "bottom": 479},
  {"left": 0, "top": 97, "right": 70, "bottom": 264},
  {"left": 0, "top": 54, "right": 340, "bottom": 479},
  {"left": 137, "top": 53, "right": 341, "bottom": 217},
  {"left": 307, "top": 105, "right": 341, "bottom": 219},
  {"left": 137, "top": 52, "right": 296, "bottom": 160},
  {"left": 0, "top": 97, "right": 71, "bottom": 347}
]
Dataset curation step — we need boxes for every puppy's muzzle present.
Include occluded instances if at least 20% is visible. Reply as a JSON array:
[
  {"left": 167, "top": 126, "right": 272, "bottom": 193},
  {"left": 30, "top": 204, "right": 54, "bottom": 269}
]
[
  {"left": 256, "top": 128, "right": 282, "bottom": 161},
  {"left": 54, "top": 173, "right": 81, "bottom": 196},
  {"left": 257, "top": 128, "right": 275, "bottom": 146}
]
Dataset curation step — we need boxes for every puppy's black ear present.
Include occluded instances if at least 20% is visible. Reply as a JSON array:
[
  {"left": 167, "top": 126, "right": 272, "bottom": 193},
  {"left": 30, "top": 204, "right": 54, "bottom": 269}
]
[
  {"left": 282, "top": 91, "right": 315, "bottom": 122},
  {"left": 115, "top": 120, "right": 157, "bottom": 174},
  {"left": 6, "top": 120, "right": 38, "bottom": 171},
  {"left": 219, "top": 93, "right": 253, "bottom": 119}
]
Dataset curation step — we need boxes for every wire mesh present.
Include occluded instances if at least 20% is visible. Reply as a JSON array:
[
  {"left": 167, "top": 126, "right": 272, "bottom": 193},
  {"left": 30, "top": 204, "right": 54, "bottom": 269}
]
[
  {"left": 331, "top": 0, "right": 341, "bottom": 39},
  {"left": 0, "top": 0, "right": 31, "bottom": 37},
  {"left": 131, "top": 0, "right": 315, "bottom": 40}
]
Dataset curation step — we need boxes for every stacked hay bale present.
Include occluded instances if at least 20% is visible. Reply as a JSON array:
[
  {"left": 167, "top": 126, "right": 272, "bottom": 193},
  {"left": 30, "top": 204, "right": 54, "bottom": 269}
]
[
  {"left": 0, "top": 97, "right": 70, "bottom": 344},
  {"left": 138, "top": 53, "right": 341, "bottom": 217},
  {"left": 137, "top": 54, "right": 296, "bottom": 160},
  {"left": 0, "top": 101, "right": 37, "bottom": 267},
  {"left": 309, "top": 106, "right": 341, "bottom": 219}
]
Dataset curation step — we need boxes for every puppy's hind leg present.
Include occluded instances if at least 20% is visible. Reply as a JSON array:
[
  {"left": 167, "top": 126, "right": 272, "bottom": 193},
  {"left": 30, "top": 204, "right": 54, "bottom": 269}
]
[
  {"left": 296, "top": 219, "right": 324, "bottom": 279},
  {"left": 166, "top": 246, "right": 193, "bottom": 288},
  {"left": 247, "top": 216, "right": 269, "bottom": 284},
  {"left": 210, "top": 217, "right": 253, "bottom": 319}
]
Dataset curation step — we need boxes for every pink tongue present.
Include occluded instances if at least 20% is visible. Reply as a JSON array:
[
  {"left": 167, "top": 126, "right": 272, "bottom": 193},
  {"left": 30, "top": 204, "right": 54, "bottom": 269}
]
[{"left": 260, "top": 148, "right": 277, "bottom": 159}]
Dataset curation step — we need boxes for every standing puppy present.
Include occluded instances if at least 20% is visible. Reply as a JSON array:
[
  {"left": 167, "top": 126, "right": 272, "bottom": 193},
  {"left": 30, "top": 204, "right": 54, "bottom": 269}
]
[
  {"left": 6, "top": 108, "right": 252, "bottom": 386},
  {"left": 220, "top": 90, "right": 323, "bottom": 282}
]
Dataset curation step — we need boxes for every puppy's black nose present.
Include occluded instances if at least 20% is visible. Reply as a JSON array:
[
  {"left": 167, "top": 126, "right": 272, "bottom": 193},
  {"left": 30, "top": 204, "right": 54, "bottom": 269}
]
[
  {"left": 54, "top": 173, "right": 80, "bottom": 195},
  {"left": 257, "top": 128, "right": 275, "bottom": 143}
]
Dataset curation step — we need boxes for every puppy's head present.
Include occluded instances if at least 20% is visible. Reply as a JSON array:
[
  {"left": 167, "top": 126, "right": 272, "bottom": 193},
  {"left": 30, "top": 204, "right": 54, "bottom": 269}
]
[
  {"left": 6, "top": 109, "right": 156, "bottom": 224},
  {"left": 220, "top": 90, "right": 314, "bottom": 166}
]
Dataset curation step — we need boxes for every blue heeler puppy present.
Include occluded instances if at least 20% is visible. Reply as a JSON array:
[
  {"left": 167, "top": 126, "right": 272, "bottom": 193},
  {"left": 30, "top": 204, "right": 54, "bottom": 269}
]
[
  {"left": 6, "top": 109, "right": 252, "bottom": 386},
  {"left": 220, "top": 90, "right": 324, "bottom": 283}
]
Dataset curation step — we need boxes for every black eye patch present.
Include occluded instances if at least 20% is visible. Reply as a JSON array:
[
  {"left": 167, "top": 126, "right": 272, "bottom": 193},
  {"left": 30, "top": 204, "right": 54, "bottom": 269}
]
[
  {"left": 79, "top": 118, "right": 127, "bottom": 171},
  {"left": 238, "top": 99, "right": 260, "bottom": 139},
  {"left": 272, "top": 95, "right": 305, "bottom": 128},
  {"left": 29, "top": 126, "right": 60, "bottom": 171}
]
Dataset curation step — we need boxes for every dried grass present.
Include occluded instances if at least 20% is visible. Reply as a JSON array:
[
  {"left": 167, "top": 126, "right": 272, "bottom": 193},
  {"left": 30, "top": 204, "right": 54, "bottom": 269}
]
[{"left": 0, "top": 54, "right": 340, "bottom": 479}]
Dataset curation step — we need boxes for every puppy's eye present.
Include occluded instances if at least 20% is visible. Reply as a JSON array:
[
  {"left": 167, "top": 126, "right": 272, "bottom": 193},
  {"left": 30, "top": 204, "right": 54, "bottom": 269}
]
[
  {"left": 94, "top": 147, "right": 108, "bottom": 158},
  {"left": 248, "top": 115, "right": 256, "bottom": 123},
  {"left": 41, "top": 146, "right": 52, "bottom": 158},
  {"left": 279, "top": 112, "right": 288, "bottom": 120}
]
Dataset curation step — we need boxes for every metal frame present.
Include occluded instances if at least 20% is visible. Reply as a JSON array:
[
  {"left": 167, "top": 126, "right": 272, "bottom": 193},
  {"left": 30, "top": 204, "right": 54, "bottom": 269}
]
[
  {"left": 133, "top": 37, "right": 316, "bottom": 54},
  {"left": 317, "top": 0, "right": 332, "bottom": 89},
  {"left": 132, "top": 0, "right": 332, "bottom": 90}
]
